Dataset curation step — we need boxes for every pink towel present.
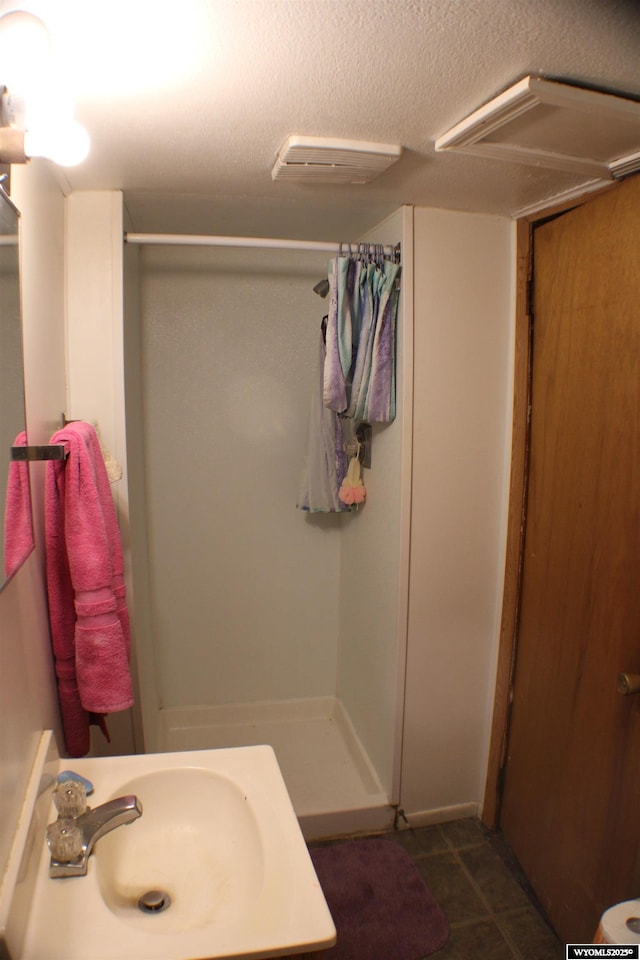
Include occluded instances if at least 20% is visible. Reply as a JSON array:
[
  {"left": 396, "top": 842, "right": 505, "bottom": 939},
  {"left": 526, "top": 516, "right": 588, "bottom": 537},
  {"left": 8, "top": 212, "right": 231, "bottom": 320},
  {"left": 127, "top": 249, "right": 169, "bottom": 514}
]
[
  {"left": 4, "top": 432, "right": 34, "bottom": 578},
  {"left": 45, "top": 421, "right": 133, "bottom": 757}
]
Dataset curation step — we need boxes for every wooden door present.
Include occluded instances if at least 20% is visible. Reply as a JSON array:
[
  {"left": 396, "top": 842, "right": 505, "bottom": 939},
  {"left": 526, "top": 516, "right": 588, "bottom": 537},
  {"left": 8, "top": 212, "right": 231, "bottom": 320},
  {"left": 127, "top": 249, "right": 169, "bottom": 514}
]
[{"left": 500, "top": 175, "right": 640, "bottom": 944}]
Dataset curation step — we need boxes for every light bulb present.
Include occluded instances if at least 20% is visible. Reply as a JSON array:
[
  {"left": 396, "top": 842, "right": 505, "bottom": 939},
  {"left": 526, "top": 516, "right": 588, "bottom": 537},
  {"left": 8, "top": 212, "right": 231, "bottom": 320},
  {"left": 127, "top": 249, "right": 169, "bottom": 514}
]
[
  {"left": 24, "top": 119, "right": 90, "bottom": 167},
  {"left": 0, "top": 11, "right": 50, "bottom": 96},
  {"left": 0, "top": 10, "right": 90, "bottom": 167}
]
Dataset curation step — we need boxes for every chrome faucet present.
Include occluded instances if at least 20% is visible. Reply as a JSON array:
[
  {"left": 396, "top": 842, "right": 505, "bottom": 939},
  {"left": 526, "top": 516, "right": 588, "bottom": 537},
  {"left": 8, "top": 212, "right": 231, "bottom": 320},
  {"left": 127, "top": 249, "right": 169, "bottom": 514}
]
[{"left": 47, "top": 791, "right": 143, "bottom": 878}]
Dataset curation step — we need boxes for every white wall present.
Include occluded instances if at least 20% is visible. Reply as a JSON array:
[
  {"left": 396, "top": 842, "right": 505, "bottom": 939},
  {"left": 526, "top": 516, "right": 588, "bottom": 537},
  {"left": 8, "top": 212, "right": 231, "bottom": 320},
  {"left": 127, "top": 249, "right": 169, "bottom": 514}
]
[
  {"left": 0, "top": 160, "right": 66, "bottom": 890},
  {"left": 137, "top": 244, "right": 343, "bottom": 708},
  {"left": 337, "top": 207, "right": 413, "bottom": 799},
  {"left": 65, "top": 192, "right": 127, "bottom": 520},
  {"left": 123, "top": 231, "right": 158, "bottom": 750},
  {"left": 400, "top": 207, "right": 515, "bottom": 822}
]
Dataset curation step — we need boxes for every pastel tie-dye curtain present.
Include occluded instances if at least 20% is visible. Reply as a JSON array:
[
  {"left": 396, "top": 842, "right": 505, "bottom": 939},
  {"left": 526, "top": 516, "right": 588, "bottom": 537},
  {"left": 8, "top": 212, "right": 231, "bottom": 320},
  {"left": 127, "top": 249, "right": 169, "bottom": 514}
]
[
  {"left": 323, "top": 250, "right": 400, "bottom": 423},
  {"left": 296, "top": 325, "right": 349, "bottom": 514},
  {"left": 297, "top": 247, "right": 400, "bottom": 513}
]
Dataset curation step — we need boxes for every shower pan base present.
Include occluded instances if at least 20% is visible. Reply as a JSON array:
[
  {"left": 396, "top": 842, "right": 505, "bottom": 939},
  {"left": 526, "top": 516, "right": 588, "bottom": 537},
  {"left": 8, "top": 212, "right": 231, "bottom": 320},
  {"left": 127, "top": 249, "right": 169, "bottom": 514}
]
[{"left": 157, "top": 696, "right": 393, "bottom": 840}]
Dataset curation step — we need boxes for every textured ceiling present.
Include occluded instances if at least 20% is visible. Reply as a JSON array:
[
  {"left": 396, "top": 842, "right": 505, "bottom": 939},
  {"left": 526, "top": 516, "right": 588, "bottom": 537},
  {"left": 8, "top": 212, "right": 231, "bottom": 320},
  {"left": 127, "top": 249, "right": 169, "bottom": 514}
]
[{"left": 3, "top": 0, "right": 640, "bottom": 238}]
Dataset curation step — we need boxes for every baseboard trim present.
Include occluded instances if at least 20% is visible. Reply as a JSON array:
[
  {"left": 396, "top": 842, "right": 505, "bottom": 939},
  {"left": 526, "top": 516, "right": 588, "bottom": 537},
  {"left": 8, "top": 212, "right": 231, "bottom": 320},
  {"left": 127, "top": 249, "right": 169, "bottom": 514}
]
[{"left": 398, "top": 801, "right": 480, "bottom": 829}]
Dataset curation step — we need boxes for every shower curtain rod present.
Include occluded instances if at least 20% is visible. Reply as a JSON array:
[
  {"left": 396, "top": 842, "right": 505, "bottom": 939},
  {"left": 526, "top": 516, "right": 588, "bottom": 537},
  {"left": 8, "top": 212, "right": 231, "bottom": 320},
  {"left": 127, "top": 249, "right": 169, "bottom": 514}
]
[{"left": 124, "top": 232, "right": 400, "bottom": 260}]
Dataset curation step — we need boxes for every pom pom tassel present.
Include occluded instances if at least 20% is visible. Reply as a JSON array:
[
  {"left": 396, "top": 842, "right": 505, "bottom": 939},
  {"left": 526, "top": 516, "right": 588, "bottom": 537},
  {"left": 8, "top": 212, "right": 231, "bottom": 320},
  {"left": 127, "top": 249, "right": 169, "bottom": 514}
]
[{"left": 339, "top": 456, "right": 367, "bottom": 508}]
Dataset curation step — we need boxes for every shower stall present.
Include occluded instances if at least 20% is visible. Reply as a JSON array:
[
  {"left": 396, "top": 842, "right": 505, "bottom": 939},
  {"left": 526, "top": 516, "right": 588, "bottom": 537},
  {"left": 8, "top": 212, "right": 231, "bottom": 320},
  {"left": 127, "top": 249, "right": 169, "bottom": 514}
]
[{"left": 124, "top": 207, "right": 413, "bottom": 839}]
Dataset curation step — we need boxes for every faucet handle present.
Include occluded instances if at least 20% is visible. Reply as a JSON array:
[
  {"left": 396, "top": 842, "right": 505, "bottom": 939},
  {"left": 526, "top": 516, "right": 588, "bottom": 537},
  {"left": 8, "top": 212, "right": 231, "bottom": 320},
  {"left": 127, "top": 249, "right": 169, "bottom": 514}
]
[
  {"left": 47, "top": 817, "right": 84, "bottom": 863},
  {"left": 53, "top": 779, "right": 87, "bottom": 818}
]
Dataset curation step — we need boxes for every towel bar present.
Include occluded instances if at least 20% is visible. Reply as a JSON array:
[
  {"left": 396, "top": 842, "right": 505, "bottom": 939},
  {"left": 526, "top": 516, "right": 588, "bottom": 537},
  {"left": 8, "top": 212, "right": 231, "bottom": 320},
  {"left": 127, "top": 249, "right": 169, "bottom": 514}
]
[{"left": 10, "top": 444, "right": 67, "bottom": 461}]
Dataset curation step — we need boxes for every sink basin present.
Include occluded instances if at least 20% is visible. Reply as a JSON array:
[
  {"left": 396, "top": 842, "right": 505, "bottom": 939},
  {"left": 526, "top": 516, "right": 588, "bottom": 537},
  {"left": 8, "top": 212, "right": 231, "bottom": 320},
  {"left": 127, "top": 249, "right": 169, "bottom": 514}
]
[
  {"left": 95, "top": 767, "right": 264, "bottom": 934},
  {"left": 16, "top": 743, "right": 336, "bottom": 960}
]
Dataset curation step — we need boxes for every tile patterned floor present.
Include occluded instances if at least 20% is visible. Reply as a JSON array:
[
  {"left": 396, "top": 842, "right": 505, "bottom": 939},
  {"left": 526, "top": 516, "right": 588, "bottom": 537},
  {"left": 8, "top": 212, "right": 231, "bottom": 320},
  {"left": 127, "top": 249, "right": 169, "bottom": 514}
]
[{"left": 313, "top": 818, "right": 562, "bottom": 959}]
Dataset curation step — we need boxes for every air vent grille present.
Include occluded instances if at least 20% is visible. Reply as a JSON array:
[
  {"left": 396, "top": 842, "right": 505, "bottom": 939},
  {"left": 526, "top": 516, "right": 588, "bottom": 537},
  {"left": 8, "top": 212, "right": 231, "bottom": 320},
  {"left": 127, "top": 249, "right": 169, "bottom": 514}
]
[{"left": 272, "top": 135, "right": 402, "bottom": 183}]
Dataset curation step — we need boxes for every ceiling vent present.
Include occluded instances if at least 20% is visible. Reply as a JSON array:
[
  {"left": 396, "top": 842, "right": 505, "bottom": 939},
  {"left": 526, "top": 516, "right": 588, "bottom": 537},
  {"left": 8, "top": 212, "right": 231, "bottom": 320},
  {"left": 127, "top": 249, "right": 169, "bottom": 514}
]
[
  {"left": 435, "top": 76, "right": 640, "bottom": 183},
  {"left": 272, "top": 135, "right": 402, "bottom": 183}
]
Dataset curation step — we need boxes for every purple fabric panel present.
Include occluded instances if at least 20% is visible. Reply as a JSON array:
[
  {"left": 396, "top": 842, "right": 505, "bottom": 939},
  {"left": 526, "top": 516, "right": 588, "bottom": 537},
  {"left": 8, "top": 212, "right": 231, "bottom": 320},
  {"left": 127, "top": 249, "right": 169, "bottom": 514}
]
[
  {"left": 367, "top": 263, "right": 399, "bottom": 422},
  {"left": 323, "top": 258, "right": 348, "bottom": 413},
  {"left": 324, "top": 254, "right": 400, "bottom": 423},
  {"left": 347, "top": 262, "right": 376, "bottom": 419},
  {"left": 334, "top": 416, "right": 347, "bottom": 490},
  {"left": 298, "top": 328, "right": 349, "bottom": 512}
]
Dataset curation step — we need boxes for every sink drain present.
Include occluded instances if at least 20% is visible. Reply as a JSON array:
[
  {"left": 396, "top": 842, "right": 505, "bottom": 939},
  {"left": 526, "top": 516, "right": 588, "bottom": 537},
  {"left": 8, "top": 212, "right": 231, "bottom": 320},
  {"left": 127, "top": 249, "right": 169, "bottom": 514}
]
[{"left": 138, "top": 889, "right": 172, "bottom": 914}]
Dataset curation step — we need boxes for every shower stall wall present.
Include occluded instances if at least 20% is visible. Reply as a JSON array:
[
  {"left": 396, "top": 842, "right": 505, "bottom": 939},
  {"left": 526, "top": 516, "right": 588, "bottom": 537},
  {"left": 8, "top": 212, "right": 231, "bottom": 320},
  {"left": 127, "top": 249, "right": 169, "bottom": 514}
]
[{"left": 125, "top": 208, "right": 413, "bottom": 839}]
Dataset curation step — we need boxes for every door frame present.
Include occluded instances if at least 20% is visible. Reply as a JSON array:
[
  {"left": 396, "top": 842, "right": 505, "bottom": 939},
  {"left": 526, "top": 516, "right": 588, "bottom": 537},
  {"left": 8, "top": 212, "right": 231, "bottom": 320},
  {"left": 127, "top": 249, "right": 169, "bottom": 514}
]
[{"left": 481, "top": 182, "right": 621, "bottom": 829}]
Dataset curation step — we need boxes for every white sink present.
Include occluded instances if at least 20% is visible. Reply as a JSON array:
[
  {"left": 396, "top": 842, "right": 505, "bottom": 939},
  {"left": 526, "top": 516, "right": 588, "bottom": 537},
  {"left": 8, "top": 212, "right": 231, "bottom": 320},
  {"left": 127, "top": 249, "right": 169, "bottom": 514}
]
[
  {"left": 95, "top": 766, "right": 265, "bottom": 935},
  {"left": 4, "top": 737, "right": 336, "bottom": 960}
]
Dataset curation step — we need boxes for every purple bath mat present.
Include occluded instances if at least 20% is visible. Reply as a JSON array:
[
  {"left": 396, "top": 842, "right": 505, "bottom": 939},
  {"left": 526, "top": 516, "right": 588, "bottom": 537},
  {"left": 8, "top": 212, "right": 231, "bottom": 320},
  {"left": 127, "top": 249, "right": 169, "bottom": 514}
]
[{"left": 293, "top": 837, "right": 449, "bottom": 960}]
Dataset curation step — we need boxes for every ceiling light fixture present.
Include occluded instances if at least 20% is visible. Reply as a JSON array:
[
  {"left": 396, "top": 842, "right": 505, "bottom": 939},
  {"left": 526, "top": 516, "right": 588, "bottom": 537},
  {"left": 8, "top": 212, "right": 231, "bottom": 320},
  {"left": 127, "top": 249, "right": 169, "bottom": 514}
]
[{"left": 0, "top": 10, "right": 90, "bottom": 167}]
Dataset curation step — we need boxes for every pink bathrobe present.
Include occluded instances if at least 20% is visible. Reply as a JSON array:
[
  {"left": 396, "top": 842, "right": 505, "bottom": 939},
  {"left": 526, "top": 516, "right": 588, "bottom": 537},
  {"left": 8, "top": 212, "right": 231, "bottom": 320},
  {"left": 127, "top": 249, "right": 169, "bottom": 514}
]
[{"left": 45, "top": 421, "right": 133, "bottom": 757}]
